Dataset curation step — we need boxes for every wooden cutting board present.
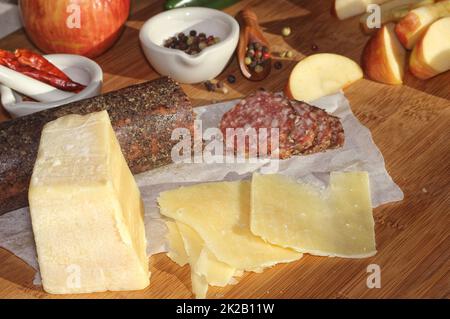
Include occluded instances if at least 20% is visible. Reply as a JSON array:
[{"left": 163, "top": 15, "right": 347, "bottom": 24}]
[{"left": 0, "top": 0, "right": 448, "bottom": 299}]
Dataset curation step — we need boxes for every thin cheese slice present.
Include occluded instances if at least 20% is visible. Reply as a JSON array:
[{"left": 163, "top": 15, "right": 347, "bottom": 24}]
[
  {"left": 176, "top": 222, "right": 237, "bottom": 298},
  {"left": 29, "top": 111, "right": 150, "bottom": 294},
  {"left": 158, "top": 181, "right": 302, "bottom": 271},
  {"left": 196, "top": 247, "right": 236, "bottom": 287},
  {"left": 251, "top": 172, "right": 376, "bottom": 258},
  {"left": 166, "top": 218, "right": 242, "bottom": 289},
  {"left": 177, "top": 222, "right": 204, "bottom": 263},
  {"left": 191, "top": 272, "right": 208, "bottom": 299},
  {"left": 166, "top": 220, "right": 189, "bottom": 266},
  {"left": 176, "top": 222, "right": 208, "bottom": 299}
]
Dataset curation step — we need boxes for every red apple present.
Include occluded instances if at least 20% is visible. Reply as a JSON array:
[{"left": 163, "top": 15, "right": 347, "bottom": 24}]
[{"left": 19, "top": 0, "right": 130, "bottom": 58}]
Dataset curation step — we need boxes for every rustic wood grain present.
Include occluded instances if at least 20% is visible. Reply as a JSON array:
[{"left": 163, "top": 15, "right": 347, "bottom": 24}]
[{"left": 0, "top": 0, "right": 449, "bottom": 299}]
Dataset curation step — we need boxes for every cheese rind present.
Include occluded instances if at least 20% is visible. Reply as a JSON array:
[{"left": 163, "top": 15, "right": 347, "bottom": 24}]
[
  {"left": 29, "top": 111, "right": 150, "bottom": 294},
  {"left": 250, "top": 172, "right": 376, "bottom": 258},
  {"left": 158, "top": 181, "right": 302, "bottom": 271}
]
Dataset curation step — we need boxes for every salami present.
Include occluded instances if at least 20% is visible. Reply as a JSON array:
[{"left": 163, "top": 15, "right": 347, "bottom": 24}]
[
  {"left": 220, "top": 91, "right": 344, "bottom": 159},
  {"left": 0, "top": 77, "right": 194, "bottom": 215},
  {"left": 329, "top": 116, "right": 345, "bottom": 148},
  {"left": 301, "top": 107, "right": 333, "bottom": 154},
  {"left": 220, "top": 91, "right": 297, "bottom": 158},
  {"left": 288, "top": 100, "right": 318, "bottom": 154}
]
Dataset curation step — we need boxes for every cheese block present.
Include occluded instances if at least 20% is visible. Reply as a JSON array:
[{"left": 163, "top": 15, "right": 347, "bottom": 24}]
[
  {"left": 166, "top": 220, "right": 189, "bottom": 267},
  {"left": 28, "top": 111, "right": 150, "bottom": 294},
  {"left": 158, "top": 181, "right": 302, "bottom": 271},
  {"left": 251, "top": 172, "right": 376, "bottom": 258}
]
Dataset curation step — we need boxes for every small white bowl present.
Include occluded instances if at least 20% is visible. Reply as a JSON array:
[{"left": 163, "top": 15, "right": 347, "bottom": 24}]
[
  {"left": 1, "top": 54, "right": 103, "bottom": 118},
  {"left": 139, "top": 7, "right": 239, "bottom": 84}
]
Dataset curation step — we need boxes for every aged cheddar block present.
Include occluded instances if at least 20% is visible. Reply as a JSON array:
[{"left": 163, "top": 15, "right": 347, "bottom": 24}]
[
  {"left": 158, "top": 181, "right": 302, "bottom": 271},
  {"left": 251, "top": 172, "right": 376, "bottom": 258},
  {"left": 29, "top": 111, "right": 150, "bottom": 294}
]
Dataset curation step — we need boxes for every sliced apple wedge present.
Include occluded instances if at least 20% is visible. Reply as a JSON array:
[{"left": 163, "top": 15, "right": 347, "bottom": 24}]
[
  {"left": 362, "top": 23, "right": 406, "bottom": 84},
  {"left": 286, "top": 53, "right": 363, "bottom": 102},
  {"left": 332, "top": 0, "right": 390, "bottom": 20},
  {"left": 395, "top": 0, "right": 450, "bottom": 49},
  {"left": 360, "top": 0, "right": 436, "bottom": 33},
  {"left": 409, "top": 17, "right": 450, "bottom": 79}
]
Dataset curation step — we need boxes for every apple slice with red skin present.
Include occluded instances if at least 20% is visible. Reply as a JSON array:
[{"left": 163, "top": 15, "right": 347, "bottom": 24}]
[
  {"left": 395, "top": 0, "right": 450, "bottom": 49},
  {"left": 362, "top": 23, "right": 406, "bottom": 85},
  {"left": 409, "top": 17, "right": 450, "bottom": 79}
]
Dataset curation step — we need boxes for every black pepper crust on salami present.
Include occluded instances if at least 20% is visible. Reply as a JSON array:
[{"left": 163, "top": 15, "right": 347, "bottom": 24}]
[
  {"left": 0, "top": 77, "right": 194, "bottom": 215},
  {"left": 219, "top": 91, "right": 344, "bottom": 159}
]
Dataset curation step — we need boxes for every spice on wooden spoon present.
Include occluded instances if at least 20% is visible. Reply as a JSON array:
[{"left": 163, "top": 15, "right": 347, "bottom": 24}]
[{"left": 236, "top": 7, "right": 272, "bottom": 81}]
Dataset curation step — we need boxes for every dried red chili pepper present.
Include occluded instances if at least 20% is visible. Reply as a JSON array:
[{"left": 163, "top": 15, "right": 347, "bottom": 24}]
[
  {"left": 1, "top": 58, "right": 85, "bottom": 92},
  {"left": 0, "top": 49, "right": 86, "bottom": 93},
  {"left": 0, "top": 49, "right": 15, "bottom": 60},
  {"left": 15, "top": 49, "right": 70, "bottom": 81}
]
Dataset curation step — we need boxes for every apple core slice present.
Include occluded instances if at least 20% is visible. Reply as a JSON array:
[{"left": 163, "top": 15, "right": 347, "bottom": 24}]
[{"left": 286, "top": 53, "right": 363, "bottom": 102}]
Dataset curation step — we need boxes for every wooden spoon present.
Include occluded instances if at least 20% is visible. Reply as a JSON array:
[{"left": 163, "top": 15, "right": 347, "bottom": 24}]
[{"left": 237, "top": 7, "right": 272, "bottom": 81}]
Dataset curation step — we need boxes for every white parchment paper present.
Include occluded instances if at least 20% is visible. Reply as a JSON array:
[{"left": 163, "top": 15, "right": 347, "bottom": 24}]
[{"left": 0, "top": 92, "right": 403, "bottom": 285}]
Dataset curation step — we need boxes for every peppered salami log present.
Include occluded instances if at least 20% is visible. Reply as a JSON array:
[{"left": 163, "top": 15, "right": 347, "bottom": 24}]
[{"left": 0, "top": 77, "right": 194, "bottom": 215}]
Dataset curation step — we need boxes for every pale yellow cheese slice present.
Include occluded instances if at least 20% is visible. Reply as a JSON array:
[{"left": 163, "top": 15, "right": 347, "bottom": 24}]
[
  {"left": 196, "top": 246, "right": 237, "bottom": 287},
  {"left": 176, "top": 222, "right": 237, "bottom": 298},
  {"left": 158, "top": 181, "right": 302, "bottom": 271},
  {"left": 191, "top": 272, "right": 208, "bottom": 300},
  {"left": 176, "top": 222, "right": 208, "bottom": 299},
  {"left": 251, "top": 172, "right": 376, "bottom": 258},
  {"left": 29, "top": 111, "right": 149, "bottom": 294},
  {"left": 166, "top": 220, "right": 189, "bottom": 266}
]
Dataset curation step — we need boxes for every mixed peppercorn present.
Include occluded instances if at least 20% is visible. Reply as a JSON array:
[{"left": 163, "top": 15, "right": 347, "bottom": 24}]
[
  {"left": 204, "top": 79, "right": 229, "bottom": 94},
  {"left": 244, "top": 41, "right": 270, "bottom": 73},
  {"left": 163, "top": 30, "right": 220, "bottom": 55},
  {"left": 171, "top": 22, "right": 299, "bottom": 92}
]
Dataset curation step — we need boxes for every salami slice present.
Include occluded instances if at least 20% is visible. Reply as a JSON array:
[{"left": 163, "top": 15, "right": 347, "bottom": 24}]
[
  {"left": 301, "top": 107, "right": 333, "bottom": 154},
  {"left": 219, "top": 91, "right": 345, "bottom": 159},
  {"left": 220, "top": 91, "right": 297, "bottom": 158},
  {"left": 288, "top": 100, "right": 318, "bottom": 154},
  {"left": 329, "top": 116, "right": 345, "bottom": 148}
]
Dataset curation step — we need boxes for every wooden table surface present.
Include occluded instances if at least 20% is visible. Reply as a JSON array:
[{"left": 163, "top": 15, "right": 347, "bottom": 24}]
[{"left": 0, "top": 0, "right": 449, "bottom": 299}]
